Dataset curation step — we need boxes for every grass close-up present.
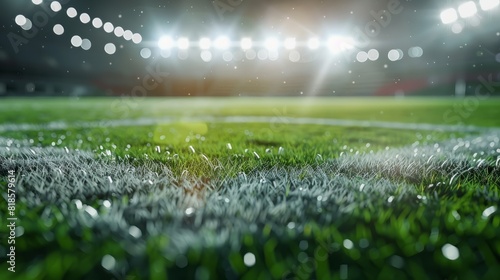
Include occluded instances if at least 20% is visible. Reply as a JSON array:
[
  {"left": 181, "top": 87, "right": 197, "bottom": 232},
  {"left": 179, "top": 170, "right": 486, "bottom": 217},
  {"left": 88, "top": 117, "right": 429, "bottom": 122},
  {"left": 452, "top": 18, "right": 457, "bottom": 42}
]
[{"left": 1, "top": 97, "right": 499, "bottom": 279}]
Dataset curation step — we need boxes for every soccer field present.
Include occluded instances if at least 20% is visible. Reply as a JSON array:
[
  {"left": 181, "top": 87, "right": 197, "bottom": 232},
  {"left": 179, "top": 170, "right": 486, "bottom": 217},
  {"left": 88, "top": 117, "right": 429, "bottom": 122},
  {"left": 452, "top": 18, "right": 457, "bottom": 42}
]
[{"left": 1, "top": 97, "right": 499, "bottom": 279}]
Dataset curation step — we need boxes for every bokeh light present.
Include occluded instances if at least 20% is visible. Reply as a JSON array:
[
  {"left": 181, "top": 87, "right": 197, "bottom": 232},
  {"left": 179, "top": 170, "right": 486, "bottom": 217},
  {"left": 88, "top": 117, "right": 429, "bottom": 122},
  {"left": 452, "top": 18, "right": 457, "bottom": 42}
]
[
  {"left": 114, "top": 26, "right": 124, "bottom": 38},
  {"left": 80, "top": 13, "right": 91, "bottom": 24},
  {"left": 53, "top": 24, "right": 64, "bottom": 35},
  {"left": 177, "top": 37, "right": 190, "bottom": 50},
  {"left": 21, "top": 19, "right": 33, "bottom": 30},
  {"left": 264, "top": 38, "right": 279, "bottom": 50},
  {"left": 50, "top": 1, "right": 62, "bottom": 12},
  {"left": 200, "top": 50, "right": 212, "bottom": 62},
  {"left": 199, "top": 38, "right": 211, "bottom": 50},
  {"left": 284, "top": 38, "right": 297, "bottom": 50},
  {"left": 388, "top": 49, "right": 403, "bottom": 61},
  {"left": 15, "top": 15, "right": 27, "bottom": 26},
  {"left": 408, "top": 46, "right": 424, "bottom": 58},
  {"left": 458, "top": 1, "right": 478, "bottom": 18},
  {"left": 158, "top": 36, "right": 173, "bottom": 49},
  {"left": 123, "top": 30, "right": 133, "bottom": 41},
  {"left": 440, "top": 8, "right": 458, "bottom": 24},
  {"left": 307, "top": 38, "right": 320, "bottom": 50},
  {"left": 240, "top": 38, "right": 253, "bottom": 50},
  {"left": 71, "top": 35, "right": 83, "bottom": 48},
  {"left": 103, "top": 22, "right": 114, "bottom": 33},
  {"left": 66, "top": 7, "right": 77, "bottom": 18},
  {"left": 104, "top": 43, "right": 116, "bottom": 55},
  {"left": 367, "top": 49, "right": 379, "bottom": 61},
  {"left": 214, "top": 36, "right": 230, "bottom": 50},
  {"left": 132, "top": 33, "right": 142, "bottom": 44},
  {"left": 81, "top": 39, "right": 92, "bottom": 51},
  {"left": 245, "top": 49, "right": 256, "bottom": 60},
  {"left": 480, "top": 0, "right": 500, "bottom": 10},
  {"left": 92, "top": 18, "right": 103, "bottom": 29},
  {"left": 140, "top": 48, "right": 152, "bottom": 59}
]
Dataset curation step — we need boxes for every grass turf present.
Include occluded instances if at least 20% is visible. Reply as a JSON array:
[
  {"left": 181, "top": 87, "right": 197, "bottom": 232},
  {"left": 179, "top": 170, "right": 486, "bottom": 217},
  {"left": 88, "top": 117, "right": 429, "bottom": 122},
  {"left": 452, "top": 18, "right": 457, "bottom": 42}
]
[{"left": 0, "top": 97, "right": 499, "bottom": 279}]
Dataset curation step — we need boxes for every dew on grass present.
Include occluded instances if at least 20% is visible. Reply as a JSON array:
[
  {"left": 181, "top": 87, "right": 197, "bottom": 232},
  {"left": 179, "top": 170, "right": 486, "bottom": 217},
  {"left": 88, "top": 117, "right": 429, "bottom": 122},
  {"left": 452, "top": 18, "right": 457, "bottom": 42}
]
[
  {"left": 343, "top": 239, "right": 354, "bottom": 250},
  {"left": 201, "top": 154, "right": 210, "bottom": 163},
  {"left": 101, "top": 255, "right": 116, "bottom": 271},
  {"left": 129, "top": 226, "right": 142, "bottom": 238},
  {"left": 189, "top": 146, "right": 196, "bottom": 153},
  {"left": 387, "top": 196, "right": 394, "bottom": 203},
  {"left": 155, "top": 146, "right": 161, "bottom": 153},
  {"left": 287, "top": 222, "right": 296, "bottom": 229},
  {"left": 243, "top": 253, "right": 256, "bottom": 267},
  {"left": 442, "top": 244, "right": 460, "bottom": 260},
  {"left": 103, "top": 200, "right": 111, "bottom": 208},
  {"left": 185, "top": 207, "right": 195, "bottom": 216},
  {"left": 74, "top": 199, "right": 83, "bottom": 209},
  {"left": 278, "top": 146, "right": 285, "bottom": 154},
  {"left": 482, "top": 206, "right": 497, "bottom": 219},
  {"left": 226, "top": 143, "right": 232, "bottom": 150},
  {"left": 253, "top": 151, "right": 260, "bottom": 159},
  {"left": 84, "top": 205, "right": 98, "bottom": 218}
]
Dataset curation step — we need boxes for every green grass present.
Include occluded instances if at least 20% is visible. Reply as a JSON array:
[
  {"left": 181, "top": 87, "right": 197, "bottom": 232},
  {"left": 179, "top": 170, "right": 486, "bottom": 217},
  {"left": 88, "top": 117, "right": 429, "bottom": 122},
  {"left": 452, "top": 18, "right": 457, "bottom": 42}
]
[
  {"left": 1, "top": 97, "right": 499, "bottom": 126},
  {"left": 0, "top": 97, "right": 499, "bottom": 280}
]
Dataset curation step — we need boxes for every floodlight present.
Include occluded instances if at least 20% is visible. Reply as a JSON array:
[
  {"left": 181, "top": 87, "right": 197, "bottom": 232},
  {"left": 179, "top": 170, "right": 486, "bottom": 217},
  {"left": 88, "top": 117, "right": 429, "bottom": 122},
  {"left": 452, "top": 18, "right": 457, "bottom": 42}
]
[
  {"left": 284, "top": 38, "right": 296, "bottom": 50},
  {"left": 458, "top": 1, "right": 478, "bottom": 18},
  {"left": 440, "top": 8, "right": 458, "bottom": 24},
  {"left": 480, "top": 0, "right": 499, "bottom": 11},
  {"left": 307, "top": 38, "right": 320, "bottom": 50},
  {"left": 177, "top": 37, "right": 190, "bottom": 50},
  {"left": 214, "top": 36, "right": 230, "bottom": 50},
  {"left": 199, "top": 38, "right": 211, "bottom": 50},
  {"left": 264, "top": 38, "right": 279, "bottom": 50},
  {"left": 158, "top": 36, "right": 173, "bottom": 49},
  {"left": 327, "top": 36, "right": 355, "bottom": 53},
  {"left": 240, "top": 37, "right": 252, "bottom": 50}
]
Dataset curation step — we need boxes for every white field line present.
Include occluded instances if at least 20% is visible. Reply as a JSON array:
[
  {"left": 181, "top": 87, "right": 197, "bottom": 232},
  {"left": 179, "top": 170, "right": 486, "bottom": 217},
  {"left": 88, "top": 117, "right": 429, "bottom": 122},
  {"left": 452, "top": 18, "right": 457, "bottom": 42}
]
[
  {"left": 1, "top": 129, "right": 498, "bottom": 254},
  {"left": 0, "top": 116, "right": 497, "bottom": 133}
]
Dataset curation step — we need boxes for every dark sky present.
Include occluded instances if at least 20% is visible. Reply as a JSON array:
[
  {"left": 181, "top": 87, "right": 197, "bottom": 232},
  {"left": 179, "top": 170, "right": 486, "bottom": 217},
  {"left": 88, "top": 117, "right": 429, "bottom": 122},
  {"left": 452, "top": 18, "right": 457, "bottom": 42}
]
[{"left": 0, "top": 0, "right": 499, "bottom": 96}]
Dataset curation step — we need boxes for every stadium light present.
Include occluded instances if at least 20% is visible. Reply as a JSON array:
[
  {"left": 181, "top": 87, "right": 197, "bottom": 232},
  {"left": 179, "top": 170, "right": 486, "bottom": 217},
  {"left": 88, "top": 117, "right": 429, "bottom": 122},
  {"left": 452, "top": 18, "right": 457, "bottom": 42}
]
[
  {"left": 199, "top": 38, "right": 211, "bottom": 50},
  {"left": 284, "top": 38, "right": 296, "bottom": 50},
  {"left": 264, "top": 38, "right": 279, "bottom": 50},
  {"left": 480, "top": 0, "right": 500, "bottom": 11},
  {"left": 177, "top": 37, "right": 190, "bottom": 50},
  {"left": 458, "top": 1, "right": 478, "bottom": 18},
  {"left": 307, "top": 38, "right": 320, "bottom": 50},
  {"left": 214, "top": 36, "right": 230, "bottom": 50},
  {"left": 327, "top": 36, "right": 355, "bottom": 53},
  {"left": 440, "top": 8, "right": 458, "bottom": 24},
  {"left": 158, "top": 36, "right": 173, "bottom": 49},
  {"left": 240, "top": 37, "right": 252, "bottom": 50}
]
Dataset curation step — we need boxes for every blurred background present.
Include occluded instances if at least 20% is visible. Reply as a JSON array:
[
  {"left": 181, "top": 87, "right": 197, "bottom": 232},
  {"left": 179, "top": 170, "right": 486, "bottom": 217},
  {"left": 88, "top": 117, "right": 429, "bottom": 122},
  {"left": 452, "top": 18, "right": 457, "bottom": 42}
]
[{"left": 0, "top": 0, "right": 499, "bottom": 97}]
